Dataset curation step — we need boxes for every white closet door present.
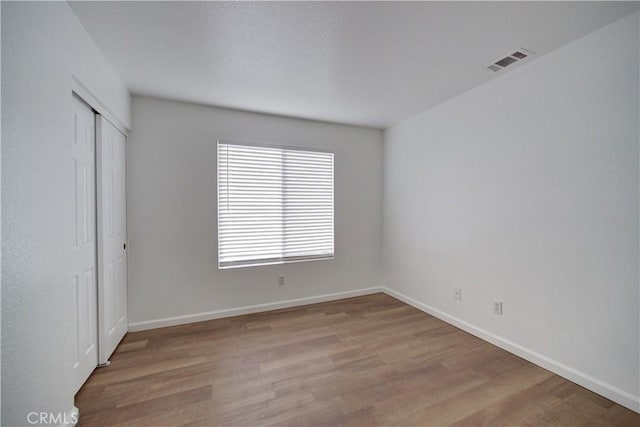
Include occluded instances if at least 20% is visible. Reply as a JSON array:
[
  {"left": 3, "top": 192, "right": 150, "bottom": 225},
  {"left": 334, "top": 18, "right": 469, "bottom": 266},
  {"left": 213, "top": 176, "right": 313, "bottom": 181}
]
[
  {"left": 97, "top": 115, "right": 128, "bottom": 364},
  {"left": 71, "top": 96, "right": 99, "bottom": 393}
]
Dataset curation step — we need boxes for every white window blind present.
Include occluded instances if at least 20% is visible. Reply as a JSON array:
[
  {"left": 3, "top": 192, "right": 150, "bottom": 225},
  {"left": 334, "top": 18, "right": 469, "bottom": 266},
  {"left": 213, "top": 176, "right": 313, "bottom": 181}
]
[{"left": 218, "top": 140, "right": 334, "bottom": 269}]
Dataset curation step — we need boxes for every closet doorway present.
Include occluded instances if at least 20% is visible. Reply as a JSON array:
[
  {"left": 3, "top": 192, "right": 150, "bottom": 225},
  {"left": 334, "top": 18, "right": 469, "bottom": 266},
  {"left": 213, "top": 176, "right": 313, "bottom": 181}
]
[{"left": 71, "top": 94, "right": 128, "bottom": 393}]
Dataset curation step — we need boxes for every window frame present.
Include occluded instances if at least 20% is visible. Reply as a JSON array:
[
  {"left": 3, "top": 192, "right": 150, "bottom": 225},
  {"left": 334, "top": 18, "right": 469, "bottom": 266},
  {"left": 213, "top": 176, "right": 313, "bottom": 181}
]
[{"left": 216, "top": 139, "right": 335, "bottom": 269}]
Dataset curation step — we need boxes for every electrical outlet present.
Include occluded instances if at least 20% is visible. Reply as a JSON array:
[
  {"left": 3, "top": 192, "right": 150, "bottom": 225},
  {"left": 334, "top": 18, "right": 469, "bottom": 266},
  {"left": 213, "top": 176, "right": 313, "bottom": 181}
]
[
  {"left": 278, "top": 275, "right": 285, "bottom": 286},
  {"left": 454, "top": 287, "right": 462, "bottom": 301},
  {"left": 493, "top": 301, "right": 503, "bottom": 315}
]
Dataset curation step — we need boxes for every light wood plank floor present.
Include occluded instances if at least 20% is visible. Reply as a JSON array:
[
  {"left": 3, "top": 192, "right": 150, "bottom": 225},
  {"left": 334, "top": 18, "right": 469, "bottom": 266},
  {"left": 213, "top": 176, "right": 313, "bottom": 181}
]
[{"left": 76, "top": 293, "right": 639, "bottom": 426}]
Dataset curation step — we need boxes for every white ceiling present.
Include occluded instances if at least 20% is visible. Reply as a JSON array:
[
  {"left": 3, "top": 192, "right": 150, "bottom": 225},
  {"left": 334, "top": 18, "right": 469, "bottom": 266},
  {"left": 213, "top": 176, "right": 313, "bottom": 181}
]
[{"left": 70, "top": 1, "right": 639, "bottom": 129}]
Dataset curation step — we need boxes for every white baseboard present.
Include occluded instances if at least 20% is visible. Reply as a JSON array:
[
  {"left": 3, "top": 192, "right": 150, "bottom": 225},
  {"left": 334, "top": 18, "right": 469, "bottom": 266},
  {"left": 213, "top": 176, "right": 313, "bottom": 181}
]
[
  {"left": 126, "top": 284, "right": 639, "bottom": 412},
  {"left": 382, "top": 286, "right": 640, "bottom": 413},
  {"left": 128, "top": 287, "right": 383, "bottom": 332}
]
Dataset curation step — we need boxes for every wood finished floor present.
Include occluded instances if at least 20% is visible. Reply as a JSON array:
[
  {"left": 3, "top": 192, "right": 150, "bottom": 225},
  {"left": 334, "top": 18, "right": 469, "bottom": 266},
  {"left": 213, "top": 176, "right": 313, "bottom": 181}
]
[{"left": 76, "top": 293, "right": 639, "bottom": 426}]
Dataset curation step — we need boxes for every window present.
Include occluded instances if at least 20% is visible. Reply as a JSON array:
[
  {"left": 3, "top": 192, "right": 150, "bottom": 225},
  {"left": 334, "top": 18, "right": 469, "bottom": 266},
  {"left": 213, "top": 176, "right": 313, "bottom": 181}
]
[{"left": 217, "top": 140, "right": 334, "bottom": 268}]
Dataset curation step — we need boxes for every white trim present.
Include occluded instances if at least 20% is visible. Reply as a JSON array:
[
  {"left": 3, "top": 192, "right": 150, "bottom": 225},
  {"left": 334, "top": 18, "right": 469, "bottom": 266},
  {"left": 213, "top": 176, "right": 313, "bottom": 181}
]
[
  {"left": 381, "top": 286, "right": 640, "bottom": 413},
  {"left": 218, "top": 138, "right": 334, "bottom": 154},
  {"left": 72, "top": 76, "right": 129, "bottom": 135},
  {"left": 128, "top": 287, "right": 382, "bottom": 331},
  {"left": 58, "top": 406, "right": 79, "bottom": 427}
]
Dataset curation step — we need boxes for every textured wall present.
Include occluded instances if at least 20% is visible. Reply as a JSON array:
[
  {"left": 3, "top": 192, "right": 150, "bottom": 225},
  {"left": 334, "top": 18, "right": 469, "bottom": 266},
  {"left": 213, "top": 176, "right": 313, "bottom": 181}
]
[
  {"left": 127, "top": 96, "right": 383, "bottom": 327},
  {"left": 1, "top": 2, "right": 130, "bottom": 424},
  {"left": 383, "top": 13, "right": 639, "bottom": 410}
]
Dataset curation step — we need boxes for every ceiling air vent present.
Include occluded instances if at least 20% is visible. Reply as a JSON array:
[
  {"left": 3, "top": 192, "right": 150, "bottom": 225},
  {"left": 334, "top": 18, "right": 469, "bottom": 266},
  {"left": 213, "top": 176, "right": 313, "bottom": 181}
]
[
  {"left": 487, "top": 48, "right": 535, "bottom": 72},
  {"left": 495, "top": 56, "right": 517, "bottom": 67}
]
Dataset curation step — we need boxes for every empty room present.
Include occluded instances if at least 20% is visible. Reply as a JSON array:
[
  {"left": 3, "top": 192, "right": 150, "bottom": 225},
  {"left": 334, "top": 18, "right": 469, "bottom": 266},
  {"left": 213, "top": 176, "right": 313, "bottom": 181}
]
[{"left": 2, "top": 1, "right": 639, "bottom": 426}]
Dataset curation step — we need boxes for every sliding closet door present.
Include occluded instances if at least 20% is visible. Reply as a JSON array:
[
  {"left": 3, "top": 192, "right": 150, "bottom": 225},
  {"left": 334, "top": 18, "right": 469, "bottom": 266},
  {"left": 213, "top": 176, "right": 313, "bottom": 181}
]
[
  {"left": 97, "top": 116, "right": 128, "bottom": 364},
  {"left": 71, "top": 96, "right": 99, "bottom": 393}
]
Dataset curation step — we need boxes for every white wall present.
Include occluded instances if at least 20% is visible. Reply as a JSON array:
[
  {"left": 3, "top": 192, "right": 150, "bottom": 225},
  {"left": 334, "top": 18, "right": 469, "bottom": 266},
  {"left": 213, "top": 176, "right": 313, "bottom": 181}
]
[
  {"left": 383, "top": 12, "right": 639, "bottom": 411},
  {"left": 2, "top": 2, "right": 131, "bottom": 425},
  {"left": 127, "top": 96, "right": 382, "bottom": 328}
]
